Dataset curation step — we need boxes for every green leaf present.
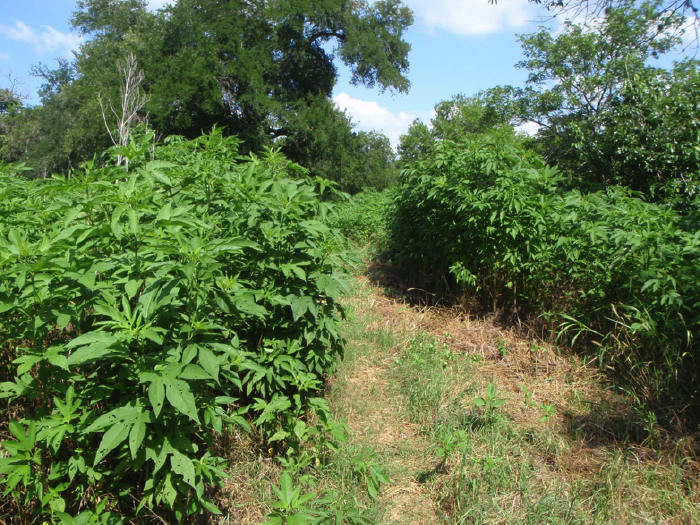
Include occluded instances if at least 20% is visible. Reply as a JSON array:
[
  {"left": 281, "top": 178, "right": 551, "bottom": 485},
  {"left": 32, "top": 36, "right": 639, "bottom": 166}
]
[
  {"left": 129, "top": 414, "right": 148, "bottom": 459},
  {"left": 149, "top": 378, "right": 165, "bottom": 419},
  {"left": 268, "top": 430, "right": 291, "bottom": 443},
  {"left": 146, "top": 160, "right": 176, "bottom": 171},
  {"left": 15, "top": 355, "right": 41, "bottom": 376},
  {"left": 56, "top": 312, "right": 72, "bottom": 330},
  {"left": 85, "top": 406, "right": 141, "bottom": 433},
  {"left": 273, "top": 473, "right": 300, "bottom": 508},
  {"left": 140, "top": 327, "right": 163, "bottom": 345},
  {"left": 170, "top": 449, "right": 196, "bottom": 488},
  {"left": 128, "top": 208, "right": 140, "bottom": 235},
  {"left": 164, "top": 379, "right": 200, "bottom": 423},
  {"left": 198, "top": 347, "right": 220, "bottom": 383},
  {"left": 66, "top": 342, "right": 122, "bottom": 367},
  {"left": 65, "top": 331, "right": 119, "bottom": 349},
  {"left": 94, "top": 422, "right": 130, "bottom": 465},
  {"left": 180, "top": 364, "right": 210, "bottom": 381},
  {"left": 125, "top": 279, "right": 142, "bottom": 298}
]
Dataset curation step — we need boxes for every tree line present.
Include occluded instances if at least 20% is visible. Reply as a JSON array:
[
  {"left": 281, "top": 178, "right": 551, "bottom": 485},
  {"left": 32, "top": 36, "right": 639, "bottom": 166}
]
[
  {"left": 399, "top": 0, "right": 699, "bottom": 205},
  {"left": 0, "top": 0, "right": 409, "bottom": 191}
]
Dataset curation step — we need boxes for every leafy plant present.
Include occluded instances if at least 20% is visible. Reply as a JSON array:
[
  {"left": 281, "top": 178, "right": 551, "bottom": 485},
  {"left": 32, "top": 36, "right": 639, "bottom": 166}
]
[
  {"left": 497, "top": 339, "right": 508, "bottom": 358},
  {"left": 435, "top": 429, "right": 469, "bottom": 465},
  {"left": 0, "top": 129, "right": 350, "bottom": 521},
  {"left": 264, "top": 471, "right": 370, "bottom": 525},
  {"left": 351, "top": 449, "right": 390, "bottom": 500},
  {"left": 538, "top": 403, "right": 556, "bottom": 422},
  {"left": 474, "top": 383, "right": 506, "bottom": 417},
  {"left": 263, "top": 472, "right": 324, "bottom": 524},
  {"left": 389, "top": 129, "right": 700, "bottom": 417}
]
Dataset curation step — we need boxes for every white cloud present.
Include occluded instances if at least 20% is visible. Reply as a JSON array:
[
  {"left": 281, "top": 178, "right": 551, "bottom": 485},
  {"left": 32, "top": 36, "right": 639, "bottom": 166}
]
[
  {"left": 405, "top": 0, "right": 541, "bottom": 35},
  {"left": 516, "top": 121, "right": 540, "bottom": 135},
  {"left": 334, "top": 92, "right": 434, "bottom": 147},
  {"left": 0, "top": 52, "right": 8, "bottom": 61},
  {"left": 0, "top": 21, "right": 82, "bottom": 57}
]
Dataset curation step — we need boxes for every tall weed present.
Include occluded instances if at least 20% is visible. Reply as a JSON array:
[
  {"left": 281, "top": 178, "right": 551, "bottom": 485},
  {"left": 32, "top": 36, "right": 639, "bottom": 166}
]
[
  {"left": 0, "top": 129, "right": 349, "bottom": 522},
  {"left": 389, "top": 131, "right": 700, "bottom": 416}
]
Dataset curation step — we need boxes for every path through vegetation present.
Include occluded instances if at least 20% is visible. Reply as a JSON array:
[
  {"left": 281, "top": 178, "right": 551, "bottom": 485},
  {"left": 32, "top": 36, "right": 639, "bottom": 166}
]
[
  {"left": 325, "top": 265, "right": 700, "bottom": 524},
  {"left": 217, "top": 259, "right": 699, "bottom": 524}
]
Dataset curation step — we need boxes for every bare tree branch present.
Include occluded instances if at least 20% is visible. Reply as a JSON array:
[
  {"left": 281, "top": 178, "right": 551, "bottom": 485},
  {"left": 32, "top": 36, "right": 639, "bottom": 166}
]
[
  {"left": 0, "top": 70, "right": 29, "bottom": 105},
  {"left": 98, "top": 53, "right": 150, "bottom": 170}
]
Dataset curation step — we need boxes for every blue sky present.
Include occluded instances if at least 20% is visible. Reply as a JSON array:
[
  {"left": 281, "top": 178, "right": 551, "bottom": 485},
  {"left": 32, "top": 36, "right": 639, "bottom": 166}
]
[{"left": 2, "top": 0, "right": 678, "bottom": 146}]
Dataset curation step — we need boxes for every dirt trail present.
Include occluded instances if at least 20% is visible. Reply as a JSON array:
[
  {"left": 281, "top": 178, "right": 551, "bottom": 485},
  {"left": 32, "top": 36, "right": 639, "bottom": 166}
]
[
  {"left": 329, "top": 271, "right": 609, "bottom": 524},
  {"left": 329, "top": 275, "right": 441, "bottom": 524}
]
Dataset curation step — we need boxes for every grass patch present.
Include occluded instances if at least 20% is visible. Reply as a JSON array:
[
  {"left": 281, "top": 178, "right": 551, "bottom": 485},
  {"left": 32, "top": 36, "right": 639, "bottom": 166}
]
[
  {"left": 209, "top": 252, "right": 700, "bottom": 524},
  {"left": 390, "top": 327, "right": 700, "bottom": 524}
]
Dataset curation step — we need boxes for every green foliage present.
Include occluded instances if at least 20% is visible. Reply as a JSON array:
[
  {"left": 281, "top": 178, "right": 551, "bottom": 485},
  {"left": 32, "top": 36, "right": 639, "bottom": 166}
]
[
  {"left": 473, "top": 384, "right": 506, "bottom": 419},
  {"left": 389, "top": 130, "right": 700, "bottom": 414},
  {"left": 430, "top": 93, "right": 510, "bottom": 143},
  {"left": 350, "top": 449, "right": 390, "bottom": 500},
  {"left": 328, "top": 188, "right": 395, "bottom": 245},
  {"left": 397, "top": 118, "right": 432, "bottom": 166},
  {"left": 10, "top": 0, "right": 412, "bottom": 178},
  {"left": 0, "top": 129, "right": 349, "bottom": 521},
  {"left": 281, "top": 97, "right": 398, "bottom": 192},
  {"left": 487, "top": 0, "right": 688, "bottom": 194},
  {"left": 398, "top": 93, "right": 512, "bottom": 166},
  {"left": 435, "top": 429, "right": 469, "bottom": 463},
  {"left": 596, "top": 60, "right": 700, "bottom": 202},
  {"left": 263, "top": 470, "right": 370, "bottom": 525}
]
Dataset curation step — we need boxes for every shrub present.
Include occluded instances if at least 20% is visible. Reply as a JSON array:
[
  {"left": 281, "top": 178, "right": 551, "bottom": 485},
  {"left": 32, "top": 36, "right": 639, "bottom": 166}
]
[
  {"left": 0, "top": 130, "right": 348, "bottom": 522},
  {"left": 389, "top": 131, "right": 700, "bottom": 414},
  {"left": 328, "top": 188, "right": 394, "bottom": 245}
]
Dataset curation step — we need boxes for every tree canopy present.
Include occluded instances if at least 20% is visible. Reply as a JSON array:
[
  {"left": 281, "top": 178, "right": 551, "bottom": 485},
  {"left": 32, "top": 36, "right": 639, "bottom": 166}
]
[
  {"left": 483, "top": 0, "right": 694, "bottom": 195},
  {"left": 398, "top": 93, "right": 513, "bottom": 165},
  {"left": 71, "top": 0, "right": 412, "bottom": 149},
  {"left": 3, "top": 0, "right": 412, "bottom": 189}
]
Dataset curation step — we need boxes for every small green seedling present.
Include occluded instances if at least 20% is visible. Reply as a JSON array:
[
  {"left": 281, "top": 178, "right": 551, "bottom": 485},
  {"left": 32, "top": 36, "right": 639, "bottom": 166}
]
[
  {"left": 352, "top": 449, "right": 390, "bottom": 499},
  {"left": 263, "top": 472, "right": 320, "bottom": 524},
  {"left": 474, "top": 383, "right": 506, "bottom": 414},
  {"left": 520, "top": 384, "right": 535, "bottom": 407},
  {"left": 538, "top": 403, "right": 556, "bottom": 422},
  {"left": 436, "top": 429, "right": 469, "bottom": 461},
  {"left": 497, "top": 339, "right": 508, "bottom": 358}
]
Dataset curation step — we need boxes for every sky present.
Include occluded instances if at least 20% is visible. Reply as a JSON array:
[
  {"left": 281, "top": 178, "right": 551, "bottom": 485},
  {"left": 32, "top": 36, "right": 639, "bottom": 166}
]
[{"left": 0, "top": 0, "right": 691, "bottom": 146}]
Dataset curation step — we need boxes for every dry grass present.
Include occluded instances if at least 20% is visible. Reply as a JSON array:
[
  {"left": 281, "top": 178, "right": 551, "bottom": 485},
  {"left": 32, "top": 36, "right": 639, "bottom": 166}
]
[
  {"left": 329, "top": 265, "right": 700, "bottom": 524},
  {"left": 326, "top": 275, "right": 441, "bottom": 524}
]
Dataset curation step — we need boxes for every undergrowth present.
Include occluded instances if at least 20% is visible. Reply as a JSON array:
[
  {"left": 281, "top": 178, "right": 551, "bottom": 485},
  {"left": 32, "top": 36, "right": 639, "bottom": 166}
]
[
  {"left": 0, "top": 129, "right": 351, "bottom": 523},
  {"left": 388, "top": 130, "right": 700, "bottom": 420},
  {"left": 392, "top": 332, "right": 700, "bottom": 524}
]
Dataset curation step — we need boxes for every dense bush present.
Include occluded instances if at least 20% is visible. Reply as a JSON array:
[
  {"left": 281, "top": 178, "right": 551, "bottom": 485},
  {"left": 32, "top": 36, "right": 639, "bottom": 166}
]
[
  {"left": 328, "top": 189, "right": 395, "bottom": 245},
  {"left": 390, "top": 131, "right": 700, "bottom": 413},
  {"left": 0, "top": 130, "right": 348, "bottom": 522}
]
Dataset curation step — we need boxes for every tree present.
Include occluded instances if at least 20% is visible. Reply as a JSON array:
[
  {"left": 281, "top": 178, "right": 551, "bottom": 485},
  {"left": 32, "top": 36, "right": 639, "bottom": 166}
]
[
  {"left": 280, "top": 95, "right": 397, "bottom": 192},
  {"left": 0, "top": 71, "right": 28, "bottom": 113},
  {"left": 398, "top": 118, "right": 432, "bottom": 165},
  {"left": 597, "top": 60, "right": 700, "bottom": 201},
  {"left": 520, "top": 0, "right": 698, "bottom": 48},
  {"left": 488, "top": 0, "right": 685, "bottom": 185},
  {"left": 0, "top": 64, "right": 83, "bottom": 174},
  {"left": 398, "top": 93, "right": 512, "bottom": 166},
  {"left": 431, "top": 93, "right": 508, "bottom": 140},
  {"left": 19, "top": 59, "right": 111, "bottom": 175},
  {"left": 355, "top": 131, "right": 400, "bottom": 190},
  {"left": 0, "top": 71, "right": 29, "bottom": 164},
  {"left": 98, "top": 52, "right": 150, "bottom": 168},
  {"left": 63, "top": 0, "right": 413, "bottom": 160}
]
